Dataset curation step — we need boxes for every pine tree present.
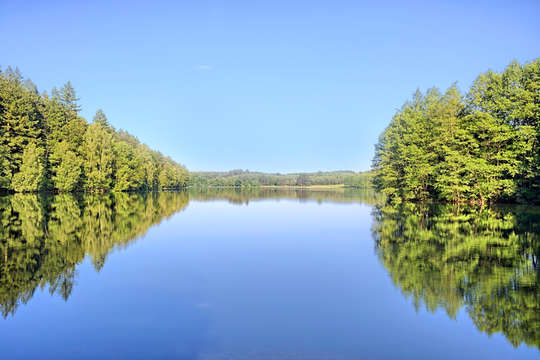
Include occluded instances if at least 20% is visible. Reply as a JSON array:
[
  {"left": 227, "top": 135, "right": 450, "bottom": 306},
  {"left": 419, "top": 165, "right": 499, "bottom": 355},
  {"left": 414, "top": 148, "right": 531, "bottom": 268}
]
[
  {"left": 0, "top": 71, "right": 44, "bottom": 188},
  {"left": 93, "top": 109, "right": 110, "bottom": 128},
  {"left": 57, "top": 81, "right": 81, "bottom": 113}
]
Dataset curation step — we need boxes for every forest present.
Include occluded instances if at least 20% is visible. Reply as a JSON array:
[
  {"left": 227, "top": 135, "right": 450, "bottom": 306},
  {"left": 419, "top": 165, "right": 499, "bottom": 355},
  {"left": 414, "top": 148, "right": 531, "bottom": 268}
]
[
  {"left": 3, "top": 59, "right": 539, "bottom": 202},
  {"left": 373, "top": 59, "right": 540, "bottom": 204},
  {"left": 189, "top": 169, "right": 374, "bottom": 188},
  {"left": 0, "top": 66, "right": 373, "bottom": 194},
  {"left": 0, "top": 67, "right": 189, "bottom": 193}
]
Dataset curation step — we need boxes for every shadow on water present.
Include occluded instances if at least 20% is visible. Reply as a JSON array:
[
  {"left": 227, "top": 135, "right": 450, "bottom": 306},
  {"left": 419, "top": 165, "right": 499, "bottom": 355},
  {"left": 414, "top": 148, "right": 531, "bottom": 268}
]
[
  {"left": 372, "top": 202, "right": 540, "bottom": 349},
  {"left": 0, "top": 189, "right": 538, "bottom": 352}
]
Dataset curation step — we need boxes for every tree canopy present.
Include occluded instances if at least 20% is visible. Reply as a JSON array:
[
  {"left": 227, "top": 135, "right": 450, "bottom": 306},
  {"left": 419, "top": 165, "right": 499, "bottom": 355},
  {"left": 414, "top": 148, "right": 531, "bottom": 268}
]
[
  {"left": 0, "top": 67, "right": 189, "bottom": 193},
  {"left": 373, "top": 59, "right": 539, "bottom": 204}
]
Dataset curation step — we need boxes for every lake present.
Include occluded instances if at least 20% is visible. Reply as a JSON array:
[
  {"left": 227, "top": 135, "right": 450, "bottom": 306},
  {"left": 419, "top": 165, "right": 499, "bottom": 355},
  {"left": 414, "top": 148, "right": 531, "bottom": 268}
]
[{"left": 0, "top": 189, "right": 538, "bottom": 359}]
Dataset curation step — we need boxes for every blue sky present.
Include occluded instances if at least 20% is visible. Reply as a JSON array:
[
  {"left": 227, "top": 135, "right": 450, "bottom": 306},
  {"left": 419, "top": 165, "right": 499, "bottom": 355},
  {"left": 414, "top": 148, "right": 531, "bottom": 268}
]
[{"left": 1, "top": 1, "right": 539, "bottom": 172}]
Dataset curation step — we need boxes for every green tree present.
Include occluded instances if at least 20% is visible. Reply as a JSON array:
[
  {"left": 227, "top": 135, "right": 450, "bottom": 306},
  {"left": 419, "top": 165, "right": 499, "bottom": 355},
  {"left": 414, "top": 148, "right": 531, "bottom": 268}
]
[
  {"left": 11, "top": 142, "right": 45, "bottom": 192},
  {"left": 373, "top": 58, "right": 539, "bottom": 204},
  {"left": 113, "top": 140, "right": 144, "bottom": 191},
  {"left": 55, "top": 81, "right": 81, "bottom": 113},
  {"left": 52, "top": 141, "right": 83, "bottom": 192},
  {"left": 1, "top": 68, "right": 189, "bottom": 193},
  {"left": 431, "top": 84, "right": 474, "bottom": 203},
  {"left": 466, "top": 60, "right": 538, "bottom": 203},
  {"left": 92, "top": 109, "right": 110, "bottom": 128},
  {"left": 82, "top": 121, "right": 114, "bottom": 192},
  {"left": 0, "top": 71, "right": 44, "bottom": 188}
]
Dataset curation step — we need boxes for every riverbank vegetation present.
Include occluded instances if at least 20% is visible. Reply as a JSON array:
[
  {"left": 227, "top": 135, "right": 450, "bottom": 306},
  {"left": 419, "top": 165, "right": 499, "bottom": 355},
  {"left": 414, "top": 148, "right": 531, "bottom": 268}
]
[
  {"left": 0, "top": 67, "right": 189, "bottom": 193},
  {"left": 373, "top": 59, "right": 539, "bottom": 204}
]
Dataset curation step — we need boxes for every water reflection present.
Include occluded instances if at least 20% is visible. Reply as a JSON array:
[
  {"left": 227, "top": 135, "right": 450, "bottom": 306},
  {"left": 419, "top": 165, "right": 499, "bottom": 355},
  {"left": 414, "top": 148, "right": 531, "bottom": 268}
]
[
  {"left": 372, "top": 203, "right": 540, "bottom": 349},
  {"left": 0, "top": 192, "right": 189, "bottom": 317},
  {"left": 188, "top": 187, "right": 384, "bottom": 205},
  {"left": 1, "top": 189, "right": 377, "bottom": 318},
  {"left": 0, "top": 189, "right": 538, "bottom": 354}
]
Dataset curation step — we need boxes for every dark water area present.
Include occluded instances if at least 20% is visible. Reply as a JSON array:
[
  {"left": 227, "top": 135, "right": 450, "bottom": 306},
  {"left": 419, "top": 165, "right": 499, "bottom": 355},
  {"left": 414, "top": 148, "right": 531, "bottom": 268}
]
[{"left": 0, "top": 189, "right": 538, "bottom": 359}]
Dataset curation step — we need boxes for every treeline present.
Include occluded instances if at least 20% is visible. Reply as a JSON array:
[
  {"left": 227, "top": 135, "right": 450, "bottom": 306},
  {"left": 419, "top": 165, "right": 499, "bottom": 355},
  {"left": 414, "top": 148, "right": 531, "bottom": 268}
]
[
  {"left": 189, "top": 169, "right": 373, "bottom": 188},
  {"left": 0, "top": 192, "right": 189, "bottom": 317},
  {"left": 0, "top": 67, "right": 189, "bottom": 193},
  {"left": 343, "top": 171, "right": 374, "bottom": 189},
  {"left": 373, "top": 59, "right": 539, "bottom": 204},
  {"left": 373, "top": 203, "right": 539, "bottom": 348}
]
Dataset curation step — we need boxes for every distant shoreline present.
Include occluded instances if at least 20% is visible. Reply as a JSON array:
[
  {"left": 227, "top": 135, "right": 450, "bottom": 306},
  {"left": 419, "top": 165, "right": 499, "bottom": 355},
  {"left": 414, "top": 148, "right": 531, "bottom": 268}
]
[{"left": 262, "top": 184, "right": 345, "bottom": 189}]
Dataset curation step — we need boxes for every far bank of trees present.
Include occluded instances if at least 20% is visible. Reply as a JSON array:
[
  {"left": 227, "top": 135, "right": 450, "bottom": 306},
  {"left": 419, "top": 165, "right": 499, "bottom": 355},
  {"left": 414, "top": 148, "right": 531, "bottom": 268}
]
[
  {"left": 373, "top": 59, "right": 539, "bottom": 204},
  {"left": 0, "top": 67, "right": 189, "bottom": 193},
  {"left": 189, "top": 170, "right": 373, "bottom": 188}
]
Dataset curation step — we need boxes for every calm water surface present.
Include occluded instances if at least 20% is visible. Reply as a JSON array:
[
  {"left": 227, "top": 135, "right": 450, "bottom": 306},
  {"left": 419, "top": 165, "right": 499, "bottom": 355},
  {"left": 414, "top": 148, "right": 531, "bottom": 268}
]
[{"left": 0, "top": 189, "right": 538, "bottom": 359}]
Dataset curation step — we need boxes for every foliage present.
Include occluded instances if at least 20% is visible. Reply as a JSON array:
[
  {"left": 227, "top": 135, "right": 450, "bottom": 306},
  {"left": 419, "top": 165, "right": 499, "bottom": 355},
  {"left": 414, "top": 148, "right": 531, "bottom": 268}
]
[
  {"left": 82, "top": 122, "right": 115, "bottom": 191},
  {"left": 373, "top": 59, "right": 539, "bottom": 204},
  {"left": 11, "top": 142, "right": 45, "bottom": 192},
  {"left": 0, "top": 67, "right": 189, "bottom": 193}
]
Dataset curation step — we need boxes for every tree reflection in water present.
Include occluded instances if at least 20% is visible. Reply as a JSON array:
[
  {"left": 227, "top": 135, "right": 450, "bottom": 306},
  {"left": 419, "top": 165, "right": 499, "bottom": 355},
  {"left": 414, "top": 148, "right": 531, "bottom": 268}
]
[
  {"left": 372, "top": 203, "right": 539, "bottom": 349},
  {"left": 0, "top": 192, "right": 189, "bottom": 317},
  {"left": 1, "top": 190, "right": 538, "bottom": 351}
]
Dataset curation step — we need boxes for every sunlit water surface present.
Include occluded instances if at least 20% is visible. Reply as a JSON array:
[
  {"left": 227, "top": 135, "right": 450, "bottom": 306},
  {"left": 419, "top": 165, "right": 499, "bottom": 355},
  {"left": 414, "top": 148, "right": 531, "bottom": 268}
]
[{"left": 0, "top": 189, "right": 538, "bottom": 359}]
